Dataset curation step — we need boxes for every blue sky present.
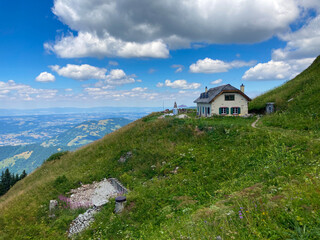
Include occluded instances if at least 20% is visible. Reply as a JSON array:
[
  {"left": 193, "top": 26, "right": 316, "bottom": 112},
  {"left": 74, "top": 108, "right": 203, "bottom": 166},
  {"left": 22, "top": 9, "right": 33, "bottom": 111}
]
[{"left": 0, "top": 0, "right": 319, "bottom": 109}]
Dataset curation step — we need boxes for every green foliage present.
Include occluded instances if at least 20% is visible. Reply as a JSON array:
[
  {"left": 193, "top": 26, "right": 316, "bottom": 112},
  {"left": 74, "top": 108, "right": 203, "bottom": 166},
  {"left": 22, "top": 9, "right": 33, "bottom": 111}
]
[
  {"left": 54, "top": 175, "right": 73, "bottom": 194},
  {"left": 46, "top": 151, "right": 69, "bottom": 162},
  {"left": 0, "top": 168, "right": 27, "bottom": 196}
]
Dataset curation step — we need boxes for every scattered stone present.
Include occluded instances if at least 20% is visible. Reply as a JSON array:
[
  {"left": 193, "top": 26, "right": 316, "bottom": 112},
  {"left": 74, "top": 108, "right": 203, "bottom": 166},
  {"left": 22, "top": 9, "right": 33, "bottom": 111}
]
[
  {"left": 177, "top": 114, "right": 189, "bottom": 119},
  {"left": 216, "top": 236, "right": 222, "bottom": 240},
  {"left": 119, "top": 151, "right": 133, "bottom": 163},
  {"left": 68, "top": 206, "right": 100, "bottom": 237},
  {"left": 171, "top": 167, "right": 179, "bottom": 174},
  {"left": 115, "top": 196, "right": 127, "bottom": 214},
  {"left": 158, "top": 113, "right": 174, "bottom": 119},
  {"left": 69, "top": 179, "right": 118, "bottom": 208},
  {"left": 49, "top": 200, "right": 58, "bottom": 218}
]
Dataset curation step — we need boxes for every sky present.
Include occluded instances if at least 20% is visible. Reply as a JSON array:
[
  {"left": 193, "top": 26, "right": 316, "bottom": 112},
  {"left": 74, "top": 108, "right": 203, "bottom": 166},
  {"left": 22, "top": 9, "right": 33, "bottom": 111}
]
[{"left": 0, "top": 0, "right": 319, "bottom": 109}]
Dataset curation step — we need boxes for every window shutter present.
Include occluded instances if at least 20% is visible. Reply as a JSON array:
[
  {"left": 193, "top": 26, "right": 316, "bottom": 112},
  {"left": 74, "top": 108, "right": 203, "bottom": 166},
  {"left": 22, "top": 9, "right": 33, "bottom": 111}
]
[
  {"left": 219, "top": 108, "right": 222, "bottom": 114},
  {"left": 238, "top": 107, "right": 241, "bottom": 114},
  {"left": 226, "top": 108, "right": 229, "bottom": 114},
  {"left": 231, "top": 108, "right": 234, "bottom": 114}
]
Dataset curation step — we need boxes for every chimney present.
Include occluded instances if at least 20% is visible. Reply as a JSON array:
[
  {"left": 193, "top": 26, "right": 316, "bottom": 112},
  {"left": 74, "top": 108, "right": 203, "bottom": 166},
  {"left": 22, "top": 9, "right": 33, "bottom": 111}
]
[
  {"left": 205, "top": 86, "right": 208, "bottom": 93},
  {"left": 240, "top": 84, "right": 244, "bottom": 93}
]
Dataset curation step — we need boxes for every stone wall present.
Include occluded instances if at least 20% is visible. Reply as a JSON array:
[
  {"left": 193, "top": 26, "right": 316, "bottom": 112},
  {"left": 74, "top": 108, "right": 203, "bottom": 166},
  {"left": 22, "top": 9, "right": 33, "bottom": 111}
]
[{"left": 108, "top": 178, "right": 129, "bottom": 194}]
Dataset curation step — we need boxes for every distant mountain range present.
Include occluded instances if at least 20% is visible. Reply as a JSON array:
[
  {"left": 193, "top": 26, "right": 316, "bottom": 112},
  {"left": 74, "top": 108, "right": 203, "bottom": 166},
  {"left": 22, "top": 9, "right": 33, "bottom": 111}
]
[
  {"left": 0, "top": 107, "right": 163, "bottom": 116},
  {"left": 0, "top": 118, "right": 131, "bottom": 174}
]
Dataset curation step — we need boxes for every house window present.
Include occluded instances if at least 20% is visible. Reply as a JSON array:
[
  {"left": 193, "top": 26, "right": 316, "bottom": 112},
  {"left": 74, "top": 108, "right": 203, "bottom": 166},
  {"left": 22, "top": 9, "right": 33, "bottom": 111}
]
[
  {"left": 225, "top": 94, "right": 235, "bottom": 101},
  {"left": 207, "top": 107, "right": 210, "bottom": 115},
  {"left": 202, "top": 107, "right": 205, "bottom": 114},
  {"left": 231, "top": 107, "right": 241, "bottom": 115},
  {"left": 219, "top": 107, "right": 229, "bottom": 115}
]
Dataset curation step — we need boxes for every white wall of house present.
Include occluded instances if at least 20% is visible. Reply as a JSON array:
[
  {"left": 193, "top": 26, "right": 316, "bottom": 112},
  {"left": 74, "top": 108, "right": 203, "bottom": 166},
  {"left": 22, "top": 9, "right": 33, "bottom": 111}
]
[
  {"left": 197, "top": 103, "right": 212, "bottom": 117},
  {"left": 211, "top": 93, "right": 248, "bottom": 116}
]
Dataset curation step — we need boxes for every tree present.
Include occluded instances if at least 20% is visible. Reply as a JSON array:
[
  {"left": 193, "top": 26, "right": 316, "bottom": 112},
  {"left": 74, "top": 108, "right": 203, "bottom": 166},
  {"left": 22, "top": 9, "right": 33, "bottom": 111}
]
[{"left": 0, "top": 168, "right": 27, "bottom": 197}]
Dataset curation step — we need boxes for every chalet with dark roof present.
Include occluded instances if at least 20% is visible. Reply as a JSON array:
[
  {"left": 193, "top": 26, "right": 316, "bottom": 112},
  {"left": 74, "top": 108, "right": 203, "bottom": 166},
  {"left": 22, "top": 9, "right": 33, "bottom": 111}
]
[{"left": 194, "top": 84, "right": 251, "bottom": 117}]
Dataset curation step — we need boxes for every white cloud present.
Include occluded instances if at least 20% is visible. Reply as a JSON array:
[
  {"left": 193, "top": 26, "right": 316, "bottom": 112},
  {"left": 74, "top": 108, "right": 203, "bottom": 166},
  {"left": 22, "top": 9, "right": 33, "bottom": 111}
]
[
  {"left": 0, "top": 80, "right": 58, "bottom": 102},
  {"left": 105, "top": 69, "right": 135, "bottom": 85},
  {"left": 189, "top": 58, "right": 255, "bottom": 73},
  {"left": 156, "top": 82, "right": 164, "bottom": 88},
  {"left": 148, "top": 68, "right": 156, "bottom": 74},
  {"left": 108, "top": 61, "right": 119, "bottom": 66},
  {"left": 272, "top": 15, "right": 320, "bottom": 61},
  {"left": 47, "top": 0, "right": 312, "bottom": 59},
  {"left": 35, "top": 72, "right": 56, "bottom": 82},
  {"left": 65, "top": 88, "right": 73, "bottom": 91},
  {"left": 45, "top": 32, "right": 169, "bottom": 59},
  {"left": 162, "top": 79, "right": 201, "bottom": 90},
  {"left": 132, "top": 87, "right": 147, "bottom": 92},
  {"left": 242, "top": 58, "right": 314, "bottom": 81},
  {"left": 50, "top": 64, "right": 107, "bottom": 81},
  {"left": 171, "top": 64, "right": 184, "bottom": 73},
  {"left": 211, "top": 79, "right": 223, "bottom": 85}
]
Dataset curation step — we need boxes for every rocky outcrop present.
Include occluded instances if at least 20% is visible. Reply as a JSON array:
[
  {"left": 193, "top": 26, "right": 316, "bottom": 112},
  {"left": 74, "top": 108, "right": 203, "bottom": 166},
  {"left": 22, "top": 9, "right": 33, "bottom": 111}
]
[
  {"left": 64, "top": 178, "right": 128, "bottom": 238},
  {"left": 68, "top": 206, "right": 100, "bottom": 237}
]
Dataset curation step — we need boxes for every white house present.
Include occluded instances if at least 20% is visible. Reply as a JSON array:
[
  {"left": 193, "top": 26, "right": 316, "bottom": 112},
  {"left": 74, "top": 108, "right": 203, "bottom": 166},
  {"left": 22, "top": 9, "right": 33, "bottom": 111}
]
[{"left": 194, "top": 84, "right": 251, "bottom": 117}]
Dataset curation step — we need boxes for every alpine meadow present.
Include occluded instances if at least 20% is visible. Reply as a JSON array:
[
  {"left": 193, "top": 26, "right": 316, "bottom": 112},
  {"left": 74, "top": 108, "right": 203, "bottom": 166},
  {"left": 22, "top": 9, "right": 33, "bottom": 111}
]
[{"left": 1, "top": 57, "right": 320, "bottom": 239}]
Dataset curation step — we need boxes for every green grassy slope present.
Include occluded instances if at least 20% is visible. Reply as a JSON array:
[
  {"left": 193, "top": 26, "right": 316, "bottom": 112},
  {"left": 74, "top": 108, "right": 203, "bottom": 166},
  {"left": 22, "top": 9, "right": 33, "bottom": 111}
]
[
  {"left": 0, "top": 112, "right": 320, "bottom": 239},
  {"left": 249, "top": 56, "right": 320, "bottom": 131}
]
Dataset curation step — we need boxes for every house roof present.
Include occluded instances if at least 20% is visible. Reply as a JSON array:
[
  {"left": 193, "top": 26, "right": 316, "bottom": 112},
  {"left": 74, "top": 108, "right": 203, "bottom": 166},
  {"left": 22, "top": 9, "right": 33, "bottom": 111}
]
[{"left": 194, "top": 84, "right": 251, "bottom": 103}]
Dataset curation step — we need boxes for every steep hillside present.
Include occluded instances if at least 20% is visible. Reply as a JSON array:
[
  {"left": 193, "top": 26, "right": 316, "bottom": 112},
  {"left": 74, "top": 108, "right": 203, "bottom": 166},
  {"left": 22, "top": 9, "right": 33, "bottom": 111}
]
[
  {"left": 249, "top": 56, "right": 320, "bottom": 131},
  {"left": 0, "top": 112, "right": 320, "bottom": 239}
]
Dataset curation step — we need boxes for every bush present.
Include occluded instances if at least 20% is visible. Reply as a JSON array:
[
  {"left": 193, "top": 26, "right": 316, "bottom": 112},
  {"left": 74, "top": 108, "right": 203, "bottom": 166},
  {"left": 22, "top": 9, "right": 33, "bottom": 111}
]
[{"left": 46, "top": 151, "right": 69, "bottom": 162}]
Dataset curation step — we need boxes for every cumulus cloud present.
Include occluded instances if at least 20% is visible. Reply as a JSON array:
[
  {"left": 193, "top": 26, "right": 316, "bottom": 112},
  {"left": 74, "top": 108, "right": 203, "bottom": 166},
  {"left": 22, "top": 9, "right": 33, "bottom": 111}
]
[
  {"left": 35, "top": 72, "right": 56, "bottom": 82},
  {"left": 132, "top": 87, "right": 147, "bottom": 92},
  {"left": 156, "top": 82, "right": 164, "bottom": 88},
  {"left": 211, "top": 79, "right": 223, "bottom": 85},
  {"left": 190, "top": 58, "right": 256, "bottom": 73},
  {"left": 104, "top": 69, "right": 135, "bottom": 85},
  {"left": 272, "top": 15, "right": 320, "bottom": 61},
  {"left": 242, "top": 58, "right": 314, "bottom": 81},
  {"left": 0, "top": 80, "right": 58, "bottom": 101},
  {"left": 50, "top": 64, "right": 107, "bottom": 81},
  {"left": 83, "top": 87, "right": 157, "bottom": 101},
  {"left": 45, "top": 32, "right": 169, "bottom": 59},
  {"left": 46, "top": 0, "right": 312, "bottom": 59},
  {"left": 157, "top": 79, "right": 201, "bottom": 90}
]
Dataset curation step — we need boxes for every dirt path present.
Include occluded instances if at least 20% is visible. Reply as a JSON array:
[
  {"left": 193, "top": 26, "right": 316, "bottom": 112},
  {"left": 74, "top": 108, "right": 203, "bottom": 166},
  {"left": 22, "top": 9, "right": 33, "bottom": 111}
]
[{"left": 251, "top": 116, "right": 261, "bottom": 129}]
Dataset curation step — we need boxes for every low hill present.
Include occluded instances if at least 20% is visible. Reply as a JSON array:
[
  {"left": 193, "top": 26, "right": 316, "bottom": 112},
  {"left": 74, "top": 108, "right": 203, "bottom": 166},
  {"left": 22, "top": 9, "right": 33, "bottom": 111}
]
[
  {"left": 0, "top": 110, "right": 320, "bottom": 239},
  {"left": 0, "top": 118, "right": 131, "bottom": 174},
  {"left": 249, "top": 56, "right": 320, "bottom": 131}
]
